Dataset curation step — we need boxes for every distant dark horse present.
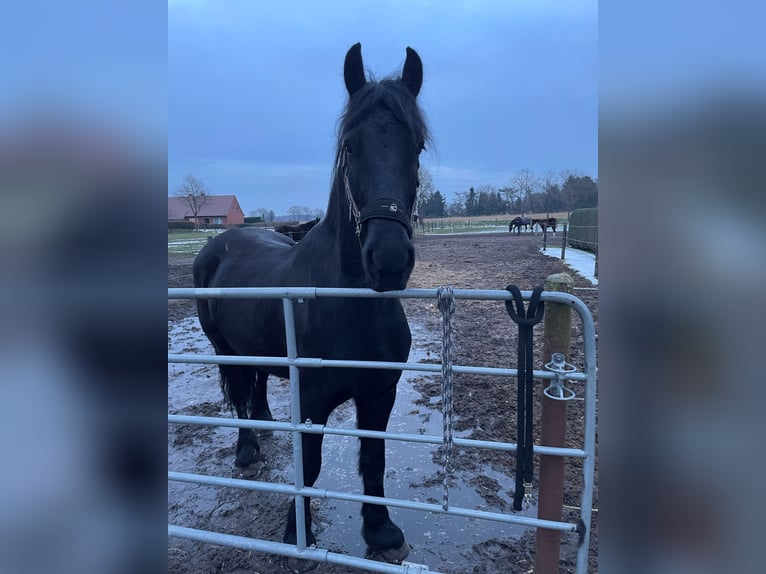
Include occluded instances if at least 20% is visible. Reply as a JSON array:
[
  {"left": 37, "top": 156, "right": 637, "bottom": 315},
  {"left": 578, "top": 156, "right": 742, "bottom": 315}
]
[
  {"left": 509, "top": 216, "right": 531, "bottom": 235},
  {"left": 532, "top": 217, "right": 557, "bottom": 235},
  {"left": 274, "top": 217, "right": 320, "bottom": 241},
  {"left": 193, "top": 44, "right": 427, "bottom": 562}
]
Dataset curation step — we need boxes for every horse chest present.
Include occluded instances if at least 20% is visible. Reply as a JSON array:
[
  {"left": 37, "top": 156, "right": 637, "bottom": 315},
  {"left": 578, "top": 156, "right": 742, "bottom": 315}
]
[{"left": 295, "top": 300, "right": 410, "bottom": 360}]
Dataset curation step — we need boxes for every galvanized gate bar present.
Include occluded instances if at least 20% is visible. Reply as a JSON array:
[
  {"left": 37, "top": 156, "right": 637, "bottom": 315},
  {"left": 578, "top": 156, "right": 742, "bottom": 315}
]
[
  {"left": 169, "top": 525, "right": 440, "bottom": 574},
  {"left": 576, "top": 287, "right": 597, "bottom": 574},
  {"left": 168, "top": 414, "right": 588, "bottom": 458},
  {"left": 169, "top": 470, "right": 577, "bottom": 532},
  {"left": 168, "top": 286, "right": 597, "bottom": 574},
  {"left": 168, "top": 352, "right": 588, "bottom": 382},
  {"left": 168, "top": 286, "right": 584, "bottom": 305},
  {"left": 282, "top": 297, "right": 308, "bottom": 551}
]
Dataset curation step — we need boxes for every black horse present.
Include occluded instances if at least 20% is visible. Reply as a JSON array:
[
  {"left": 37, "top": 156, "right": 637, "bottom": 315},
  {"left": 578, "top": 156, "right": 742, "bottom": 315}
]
[
  {"left": 192, "top": 43, "right": 427, "bottom": 562},
  {"left": 509, "top": 216, "right": 531, "bottom": 235},
  {"left": 274, "top": 217, "right": 320, "bottom": 241},
  {"left": 532, "top": 217, "right": 557, "bottom": 234}
]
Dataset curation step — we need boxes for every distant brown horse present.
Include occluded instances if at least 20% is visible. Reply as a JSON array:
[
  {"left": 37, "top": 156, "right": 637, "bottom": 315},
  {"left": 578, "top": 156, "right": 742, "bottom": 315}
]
[
  {"left": 532, "top": 217, "right": 557, "bottom": 235},
  {"left": 274, "top": 217, "right": 320, "bottom": 241}
]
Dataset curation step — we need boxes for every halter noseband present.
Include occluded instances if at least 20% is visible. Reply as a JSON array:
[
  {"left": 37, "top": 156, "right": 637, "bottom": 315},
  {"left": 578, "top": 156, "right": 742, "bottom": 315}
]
[{"left": 338, "top": 147, "right": 416, "bottom": 240}]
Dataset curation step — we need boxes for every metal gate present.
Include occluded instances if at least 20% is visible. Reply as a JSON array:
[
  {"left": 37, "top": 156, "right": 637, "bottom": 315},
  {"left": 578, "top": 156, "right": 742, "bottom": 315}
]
[{"left": 168, "top": 286, "right": 597, "bottom": 573}]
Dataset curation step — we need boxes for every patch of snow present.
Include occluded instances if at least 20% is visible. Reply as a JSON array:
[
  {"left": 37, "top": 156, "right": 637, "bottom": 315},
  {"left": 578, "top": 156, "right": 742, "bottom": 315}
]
[{"left": 541, "top": 246, "right": 598, "bottom": 285}]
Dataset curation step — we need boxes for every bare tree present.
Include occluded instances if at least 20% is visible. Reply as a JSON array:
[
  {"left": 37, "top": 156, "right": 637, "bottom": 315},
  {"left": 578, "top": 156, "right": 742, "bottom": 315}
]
[
  {"left": 540, "top": 169, "right": 559, "bottom": 218},
  {"left": 499, "top": 186, "right": 520, "bottom": 213},
  {"left": 287, "top": 205, "right": 313, "bottom": 221},
  {"left": 251, "top": 207, "right": 277, "bottom": 222},
  {"left": 508, "top": 168, "right": 540, "bottom": 216},
  {"left": 175, "top": 173, "right": 209, "bottom": 230},
  {"left": 416, "top": 167, "right": 434, "bottom": 215},
  {"left": 450, "top": 190, "right": 467, "bottom": 216},
  {"left": 287, "top": 206, "right": 301, "bottom": 221}
]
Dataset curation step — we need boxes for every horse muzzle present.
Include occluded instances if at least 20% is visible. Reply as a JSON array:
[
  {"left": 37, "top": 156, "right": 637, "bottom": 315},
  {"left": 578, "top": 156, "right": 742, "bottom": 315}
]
[{"left": 361, "top": 218, "right": 415, "bottom": 292}]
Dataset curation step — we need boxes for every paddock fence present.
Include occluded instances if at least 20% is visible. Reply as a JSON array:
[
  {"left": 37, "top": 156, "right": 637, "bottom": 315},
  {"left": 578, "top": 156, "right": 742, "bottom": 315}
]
[{"left": 168, "top": 286, "right": 597, "bottom": 574}]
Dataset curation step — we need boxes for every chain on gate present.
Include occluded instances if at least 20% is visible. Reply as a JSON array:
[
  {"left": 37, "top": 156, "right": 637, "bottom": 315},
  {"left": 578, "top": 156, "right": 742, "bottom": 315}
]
[
  {"left": 436, "top": 286, "right": 456, "bottom": 511},
  {"left": 437, "top": 285, "right": 546, "bottom": 513}
]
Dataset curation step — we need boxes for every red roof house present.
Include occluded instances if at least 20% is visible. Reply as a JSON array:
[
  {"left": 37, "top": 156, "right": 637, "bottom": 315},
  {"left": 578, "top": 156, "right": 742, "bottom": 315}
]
[{"left": 168, "top": 195, "right": 245, "bottom": 226}]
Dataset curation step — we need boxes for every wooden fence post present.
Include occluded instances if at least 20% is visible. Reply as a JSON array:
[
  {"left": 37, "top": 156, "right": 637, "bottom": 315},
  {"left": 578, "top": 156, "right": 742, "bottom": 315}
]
[
  {"left": 535, "top": 273, "right": 574, "bottom": 574},
  {"left": 560, "top": 223, "right": 568, "bottom": 260},
  {"left": 594, "top": 249, "right": 598, "bottom": 278}
]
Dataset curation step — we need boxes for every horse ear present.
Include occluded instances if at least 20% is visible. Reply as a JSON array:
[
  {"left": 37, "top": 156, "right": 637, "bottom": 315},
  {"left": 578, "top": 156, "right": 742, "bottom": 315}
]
[
  {"left": 402, "top": 47, "right": 423, "bottom": 97},
  {"left": 344, "top": 42, "right": 366, "bottom": 96}
]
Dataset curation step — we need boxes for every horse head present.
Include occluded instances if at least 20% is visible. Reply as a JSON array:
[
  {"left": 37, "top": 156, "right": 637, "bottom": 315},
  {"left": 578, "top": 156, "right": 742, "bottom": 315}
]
[{"left": 336, "top": 43, "right": 429, "bottom": 292}]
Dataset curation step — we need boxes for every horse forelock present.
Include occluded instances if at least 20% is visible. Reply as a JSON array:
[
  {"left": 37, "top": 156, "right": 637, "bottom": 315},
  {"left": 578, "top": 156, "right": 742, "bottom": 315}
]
[{"left": 333, "top": 78, "right": 430, "bottom": 174}]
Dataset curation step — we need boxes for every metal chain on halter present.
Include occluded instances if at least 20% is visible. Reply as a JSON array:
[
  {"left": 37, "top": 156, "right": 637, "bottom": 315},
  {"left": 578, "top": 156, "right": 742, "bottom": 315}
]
[
  {"left": 436, "top": 285, "right": 456, "bottom": 511},
  {"left": 338, "top": 147, "right": 361, "bottom": 237}
]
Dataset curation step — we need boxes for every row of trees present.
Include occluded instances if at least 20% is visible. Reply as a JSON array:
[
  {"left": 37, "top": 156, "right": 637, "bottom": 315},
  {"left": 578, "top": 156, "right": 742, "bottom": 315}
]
[
  {"left": 417, "top": 168, "right": 598, "bottom": 219},
  {"left": 176, "top": 166, "right": 597, "bottom": 228},
  {"left": 249, "top": 206, "right": 325, "bottom": 222}
]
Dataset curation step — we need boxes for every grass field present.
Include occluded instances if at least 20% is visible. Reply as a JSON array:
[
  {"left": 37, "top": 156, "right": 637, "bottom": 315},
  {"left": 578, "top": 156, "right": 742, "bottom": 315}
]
[
  {"left": 167, "top": 229, "right": 224, "bottom": 258},
  {"left": 167, "top": 212, "right": 568, "bottom": 257},
  {"left": 417, "top": 211, "right": 568, "bottom": 234}
]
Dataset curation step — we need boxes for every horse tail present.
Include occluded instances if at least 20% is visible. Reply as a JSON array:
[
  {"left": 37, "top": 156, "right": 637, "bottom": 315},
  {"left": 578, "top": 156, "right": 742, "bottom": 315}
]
[
  {"left": 193, "top": 244, "right": 240, "bottom": 410},
  {"left": 192, "top": 244, "right": 219, "bottom": 316}
]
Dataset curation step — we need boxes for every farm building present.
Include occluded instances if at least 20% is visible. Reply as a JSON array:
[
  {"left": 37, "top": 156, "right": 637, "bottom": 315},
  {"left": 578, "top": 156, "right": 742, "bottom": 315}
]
[{"left": 168, "top": 195, "right": 245, "bottom": 226}]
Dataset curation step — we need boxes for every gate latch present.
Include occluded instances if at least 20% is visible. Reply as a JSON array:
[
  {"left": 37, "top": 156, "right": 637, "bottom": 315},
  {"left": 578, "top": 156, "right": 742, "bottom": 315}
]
[{"left": 543, "top": 352, "right": 577, "bottom": 401}]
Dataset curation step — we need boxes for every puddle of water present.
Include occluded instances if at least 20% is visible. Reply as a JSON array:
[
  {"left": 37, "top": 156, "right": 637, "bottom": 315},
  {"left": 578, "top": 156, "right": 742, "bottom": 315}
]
[{"left": 168, "top": 316, "right": 536, "bottom": 569}]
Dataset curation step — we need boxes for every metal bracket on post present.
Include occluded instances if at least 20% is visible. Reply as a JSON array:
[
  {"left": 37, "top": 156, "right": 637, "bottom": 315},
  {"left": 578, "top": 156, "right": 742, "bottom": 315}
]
[
  {"left": 543, "top": 352, "right": 577, "bottom": 401},
  {"left": 523, "top": 480, "right": 535, "bottom": 508}
]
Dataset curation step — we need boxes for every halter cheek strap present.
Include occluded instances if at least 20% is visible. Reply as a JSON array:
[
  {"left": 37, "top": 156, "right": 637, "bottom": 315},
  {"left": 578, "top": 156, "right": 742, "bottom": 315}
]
[{"left": 338, "top": 147, "right": 415, "bottom": 240}]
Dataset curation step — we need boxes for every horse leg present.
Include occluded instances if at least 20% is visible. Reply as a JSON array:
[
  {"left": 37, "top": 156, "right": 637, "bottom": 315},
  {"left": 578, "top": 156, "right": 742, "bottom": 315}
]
[
  {"left": 355, "top": 388, "right": 409, "bottom": 562},
  {"left": 251, "top": 369, "right": 274, "bottom": 435},
  {"left": 220, "top": 364, "right": 260, "bottom": 467}
]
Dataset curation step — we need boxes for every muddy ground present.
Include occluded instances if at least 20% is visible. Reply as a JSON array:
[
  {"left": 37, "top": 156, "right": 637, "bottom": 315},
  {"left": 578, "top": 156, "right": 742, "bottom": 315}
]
[{"left": 168, "top": 232, "right": 598, "bottom": 573}]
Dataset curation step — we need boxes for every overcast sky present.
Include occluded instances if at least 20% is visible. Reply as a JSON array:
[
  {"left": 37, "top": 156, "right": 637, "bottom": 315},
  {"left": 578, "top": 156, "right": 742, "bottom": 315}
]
[{"left": 169, "top": 0, "right": 597, "bottom": 216}]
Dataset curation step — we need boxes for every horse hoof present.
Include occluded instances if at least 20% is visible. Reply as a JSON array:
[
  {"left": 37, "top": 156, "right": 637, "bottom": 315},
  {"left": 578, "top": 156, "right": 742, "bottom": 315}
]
[
  {"left": 366, "top": 541, "right": 410, "bottom": 564},
  {"left": 234, "top": 444, "right": 259, "bottom": 468}
]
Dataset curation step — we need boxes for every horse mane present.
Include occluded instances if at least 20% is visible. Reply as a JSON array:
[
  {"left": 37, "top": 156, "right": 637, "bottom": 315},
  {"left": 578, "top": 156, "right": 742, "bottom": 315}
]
[{"left": 333, "top": 76, "right": 431, "bottom": 180}]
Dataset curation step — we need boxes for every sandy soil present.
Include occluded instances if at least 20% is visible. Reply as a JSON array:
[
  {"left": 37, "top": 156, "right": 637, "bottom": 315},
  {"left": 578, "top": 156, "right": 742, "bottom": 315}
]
[{"left": 168, "top": 231, "right": 598, "bottom": 573}]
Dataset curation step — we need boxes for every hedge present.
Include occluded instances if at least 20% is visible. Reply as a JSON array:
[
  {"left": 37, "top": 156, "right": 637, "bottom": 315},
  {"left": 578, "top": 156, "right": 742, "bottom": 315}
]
[{"left": 567, "top": 207, "right": 598, "bottom": 253}]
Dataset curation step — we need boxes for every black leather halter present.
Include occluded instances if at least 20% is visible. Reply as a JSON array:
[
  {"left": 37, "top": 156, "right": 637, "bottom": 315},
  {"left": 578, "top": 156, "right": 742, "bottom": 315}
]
[{"left": 338, "top": 147, "right": 415, "bottom": 240}]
